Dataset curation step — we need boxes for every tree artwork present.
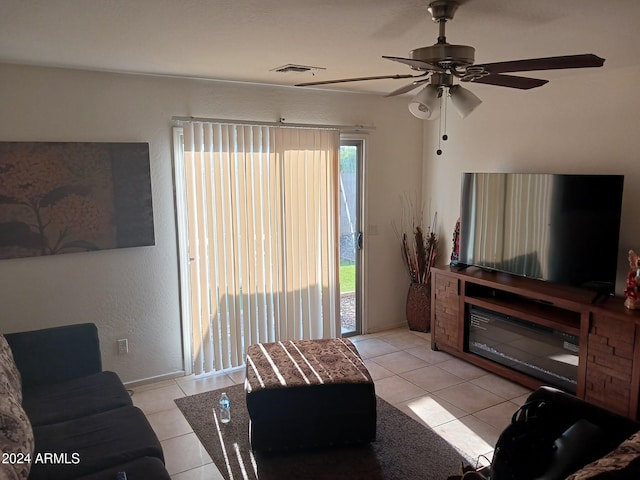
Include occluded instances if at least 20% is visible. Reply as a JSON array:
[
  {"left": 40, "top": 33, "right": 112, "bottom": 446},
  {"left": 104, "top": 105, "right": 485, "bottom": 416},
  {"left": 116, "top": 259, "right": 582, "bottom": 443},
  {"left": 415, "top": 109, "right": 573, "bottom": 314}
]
[{"left": 0, "top": 142, "right": 155, "bottom": 260}]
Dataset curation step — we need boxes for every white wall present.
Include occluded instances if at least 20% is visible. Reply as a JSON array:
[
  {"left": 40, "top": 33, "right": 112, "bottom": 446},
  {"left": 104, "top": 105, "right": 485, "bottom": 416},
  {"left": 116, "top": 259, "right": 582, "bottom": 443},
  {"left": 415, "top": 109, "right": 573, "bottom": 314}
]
[
  {"left": 424, "top": 65, "right": 640, "bottom": 294},
  {"left": 0, "top": 64, "right": 423, "bottom": 383}
]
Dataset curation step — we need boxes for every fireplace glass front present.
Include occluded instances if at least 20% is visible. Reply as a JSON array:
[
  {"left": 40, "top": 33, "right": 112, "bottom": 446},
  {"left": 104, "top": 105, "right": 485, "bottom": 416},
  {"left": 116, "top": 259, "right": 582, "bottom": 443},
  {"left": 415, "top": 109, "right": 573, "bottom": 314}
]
[{"left": 467, "top": 305, "right": 579, "bottom": 393}]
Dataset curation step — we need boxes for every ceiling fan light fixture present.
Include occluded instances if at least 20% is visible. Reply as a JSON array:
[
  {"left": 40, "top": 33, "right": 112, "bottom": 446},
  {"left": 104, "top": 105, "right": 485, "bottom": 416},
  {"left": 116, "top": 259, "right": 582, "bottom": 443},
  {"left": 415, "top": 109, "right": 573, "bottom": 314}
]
[
  {"left": 449, "top": 85, "right": 482, "bottom": 118},
  {"left": 409, "top": 85, "right": 441, "bottom": 120}
]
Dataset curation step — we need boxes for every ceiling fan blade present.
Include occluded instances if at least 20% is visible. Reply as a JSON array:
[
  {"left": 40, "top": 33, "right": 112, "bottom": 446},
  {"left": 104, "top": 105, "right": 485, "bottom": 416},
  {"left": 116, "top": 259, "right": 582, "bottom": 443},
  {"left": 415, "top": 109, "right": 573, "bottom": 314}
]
[
  {"left": 474, "top": 54, "right": 605, "bottom": 74},
  {"left": 385, "top": 77, "right": 430, "bottom": 97},
  {"left": 465, "top": 74, "right": 549, "bottom": 90},
  {"left": 382, "top": 55, "right": 442, "bottom": 72},
  {"left": 295, "top": 74, "right": 417, "bottom": 87}
]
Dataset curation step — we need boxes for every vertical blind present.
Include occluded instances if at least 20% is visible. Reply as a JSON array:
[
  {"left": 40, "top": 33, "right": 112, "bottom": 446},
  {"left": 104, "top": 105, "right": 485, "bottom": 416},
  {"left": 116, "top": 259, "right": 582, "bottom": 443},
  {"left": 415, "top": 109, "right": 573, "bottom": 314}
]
[
  {"left": 502, "top": 174, "right": 552, "bottom": 279},
  {"left": 470, "top": 173, "right": 552, "bottom": 279},
  {"left": 182, "top": 122, "right": 340, "bottom": 374}
]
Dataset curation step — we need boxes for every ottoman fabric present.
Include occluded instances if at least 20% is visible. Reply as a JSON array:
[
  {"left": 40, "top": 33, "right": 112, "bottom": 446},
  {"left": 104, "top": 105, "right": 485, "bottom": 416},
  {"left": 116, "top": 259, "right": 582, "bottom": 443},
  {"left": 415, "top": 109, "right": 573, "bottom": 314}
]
[
  {"left": 246, "top": 338, "right": 373, "bottom": 391},
  {"left": 245, "top": 338, "right": 376, "bottom": 452}
]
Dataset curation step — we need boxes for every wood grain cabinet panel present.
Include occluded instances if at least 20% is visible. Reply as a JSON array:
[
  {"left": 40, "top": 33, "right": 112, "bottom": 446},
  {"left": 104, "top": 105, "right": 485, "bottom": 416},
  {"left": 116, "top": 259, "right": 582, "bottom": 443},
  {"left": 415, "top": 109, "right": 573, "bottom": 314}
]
[
  {"left": 431, "top": 271, "right": 460, "bottom": 351},
  {"left": 584, "top": 313, "right": 636, "bottom": 417}
]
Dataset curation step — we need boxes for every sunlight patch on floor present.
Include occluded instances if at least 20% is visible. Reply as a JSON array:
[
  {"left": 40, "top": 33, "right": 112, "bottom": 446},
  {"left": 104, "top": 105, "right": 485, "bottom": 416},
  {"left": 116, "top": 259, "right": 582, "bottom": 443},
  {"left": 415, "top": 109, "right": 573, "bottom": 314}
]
[
  {"left": 407, "top": 395, "right": 495, "bottom": 462},
  {"left": 406, "top": 395, "right": 461, "bottom": 428}
]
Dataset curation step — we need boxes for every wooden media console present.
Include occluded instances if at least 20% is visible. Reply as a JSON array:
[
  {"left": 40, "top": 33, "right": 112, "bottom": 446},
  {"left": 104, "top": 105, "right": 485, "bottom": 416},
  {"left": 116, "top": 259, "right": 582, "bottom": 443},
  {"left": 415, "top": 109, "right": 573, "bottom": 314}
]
[{"left": 431, "top": 265, "right": 640, "bottom": 420}]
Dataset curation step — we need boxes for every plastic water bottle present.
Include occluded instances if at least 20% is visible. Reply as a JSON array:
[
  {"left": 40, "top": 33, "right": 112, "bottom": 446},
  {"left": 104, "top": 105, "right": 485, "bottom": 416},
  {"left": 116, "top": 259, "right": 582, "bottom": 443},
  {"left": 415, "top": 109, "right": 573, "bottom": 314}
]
[{"left": 219, "top": 392, "right": 231, "bottom": 423}]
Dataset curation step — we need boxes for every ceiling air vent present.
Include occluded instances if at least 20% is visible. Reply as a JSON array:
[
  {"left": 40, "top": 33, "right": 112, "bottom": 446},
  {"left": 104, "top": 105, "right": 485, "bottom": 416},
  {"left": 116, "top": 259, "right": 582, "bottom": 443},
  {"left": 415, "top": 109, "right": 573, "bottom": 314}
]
[{"left": 271, "top": 64, "right": 326, "bottom": 74}]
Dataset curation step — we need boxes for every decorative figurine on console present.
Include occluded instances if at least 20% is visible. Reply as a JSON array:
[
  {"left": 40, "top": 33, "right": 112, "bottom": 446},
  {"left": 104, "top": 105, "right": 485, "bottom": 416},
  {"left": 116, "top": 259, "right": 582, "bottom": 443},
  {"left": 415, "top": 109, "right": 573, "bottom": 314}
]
[
  {"left": 450, "top": 217, "right": 461, "bottom": 265},
  {"left": 624, "top": 250, "right": 640, "bottom": 309}
]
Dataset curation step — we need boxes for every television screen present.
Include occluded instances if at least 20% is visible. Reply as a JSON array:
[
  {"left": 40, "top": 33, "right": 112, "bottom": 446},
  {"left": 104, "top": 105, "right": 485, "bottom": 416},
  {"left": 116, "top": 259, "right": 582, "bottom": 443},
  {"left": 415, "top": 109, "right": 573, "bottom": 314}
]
[{"left": 459, "top": 173, "right": 624, "bottom": 293}]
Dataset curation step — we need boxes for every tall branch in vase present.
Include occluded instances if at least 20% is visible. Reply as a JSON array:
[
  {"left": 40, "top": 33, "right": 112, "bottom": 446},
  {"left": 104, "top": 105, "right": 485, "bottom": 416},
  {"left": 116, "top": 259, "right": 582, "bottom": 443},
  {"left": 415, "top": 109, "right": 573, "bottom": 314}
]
[
  {"left": 393, "top": 193, "right": 438, "bottom": 332},
  {"left": 393, "top": 193, "right": 438, "bottom": 286}
]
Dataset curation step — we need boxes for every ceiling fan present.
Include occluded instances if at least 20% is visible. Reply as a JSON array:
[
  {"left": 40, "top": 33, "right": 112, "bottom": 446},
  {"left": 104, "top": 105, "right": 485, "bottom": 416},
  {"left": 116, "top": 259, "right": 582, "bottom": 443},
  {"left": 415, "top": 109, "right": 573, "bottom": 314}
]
[{"left": 295, "top": 0, "right": 605, "bottom": 120}]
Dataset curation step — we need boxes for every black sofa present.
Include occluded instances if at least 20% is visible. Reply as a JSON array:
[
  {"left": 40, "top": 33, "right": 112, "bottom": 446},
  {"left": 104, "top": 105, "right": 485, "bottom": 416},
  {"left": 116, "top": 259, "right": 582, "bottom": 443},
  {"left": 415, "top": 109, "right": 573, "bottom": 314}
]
[
  {"left": 494, "top": 386, "right": 640, "bottom": 480},
  {"left": 1, "top": 323, "right": 171, "bottom": 480}
]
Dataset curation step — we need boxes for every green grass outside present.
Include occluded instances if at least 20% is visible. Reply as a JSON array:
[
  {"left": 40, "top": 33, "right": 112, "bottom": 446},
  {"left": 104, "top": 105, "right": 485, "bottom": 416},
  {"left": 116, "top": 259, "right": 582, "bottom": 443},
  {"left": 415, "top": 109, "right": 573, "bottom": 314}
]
[{"left": 340, "top": 263, "right": 356, "bottom": 293}]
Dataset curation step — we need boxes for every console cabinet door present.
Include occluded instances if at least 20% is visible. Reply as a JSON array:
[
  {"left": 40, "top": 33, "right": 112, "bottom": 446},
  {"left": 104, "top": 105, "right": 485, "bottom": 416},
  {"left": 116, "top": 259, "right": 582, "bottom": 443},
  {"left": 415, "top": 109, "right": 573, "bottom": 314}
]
[
  {"left": 432, "top": 271, "right": 461, "bottom": 352},
  {"left": 584, "top": 312, "right": 636, "bottom": 417}
]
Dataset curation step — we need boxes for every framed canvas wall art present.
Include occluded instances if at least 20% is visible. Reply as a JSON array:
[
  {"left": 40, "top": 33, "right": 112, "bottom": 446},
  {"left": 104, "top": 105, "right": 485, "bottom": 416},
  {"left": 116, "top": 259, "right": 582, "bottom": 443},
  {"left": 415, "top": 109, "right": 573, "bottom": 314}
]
[{"left": 0, "top": 142, "right": 155, "bottom": 260}]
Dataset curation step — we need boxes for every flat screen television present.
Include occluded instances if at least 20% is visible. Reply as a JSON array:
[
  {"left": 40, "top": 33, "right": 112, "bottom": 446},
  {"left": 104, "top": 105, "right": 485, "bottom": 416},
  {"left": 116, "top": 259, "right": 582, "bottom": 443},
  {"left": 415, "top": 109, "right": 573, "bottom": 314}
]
[{"left": 458, "top": 173, "right": 624, "bottom": 295}]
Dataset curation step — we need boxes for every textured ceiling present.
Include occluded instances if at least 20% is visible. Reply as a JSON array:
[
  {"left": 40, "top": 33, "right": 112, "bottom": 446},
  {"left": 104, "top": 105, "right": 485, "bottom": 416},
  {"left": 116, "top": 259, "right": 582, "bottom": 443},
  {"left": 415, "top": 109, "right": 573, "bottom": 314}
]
[{"left": 1, "top": 0, "right": 638, "bottom": 95}]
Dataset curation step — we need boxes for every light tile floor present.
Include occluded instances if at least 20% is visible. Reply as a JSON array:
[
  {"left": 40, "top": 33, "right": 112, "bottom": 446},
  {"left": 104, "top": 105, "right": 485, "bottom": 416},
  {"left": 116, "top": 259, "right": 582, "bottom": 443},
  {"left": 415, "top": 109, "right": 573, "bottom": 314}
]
[{"left": 131, "top": 327, "right": 533, "bottom": 479}]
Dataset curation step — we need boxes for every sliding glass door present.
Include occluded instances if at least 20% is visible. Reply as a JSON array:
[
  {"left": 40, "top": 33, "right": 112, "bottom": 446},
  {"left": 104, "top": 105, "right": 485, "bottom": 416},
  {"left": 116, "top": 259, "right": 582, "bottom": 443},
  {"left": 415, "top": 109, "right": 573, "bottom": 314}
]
[{"left": 339, "top": 139, "right": 364, "bottom": 336}]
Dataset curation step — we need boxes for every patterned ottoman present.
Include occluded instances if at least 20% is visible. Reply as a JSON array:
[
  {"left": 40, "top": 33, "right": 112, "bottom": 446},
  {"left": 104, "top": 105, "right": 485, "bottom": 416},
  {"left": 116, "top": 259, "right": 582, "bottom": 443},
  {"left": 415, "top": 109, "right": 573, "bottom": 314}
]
[{"left": 245, "top": 338, "right": 376, "bottom": 452}]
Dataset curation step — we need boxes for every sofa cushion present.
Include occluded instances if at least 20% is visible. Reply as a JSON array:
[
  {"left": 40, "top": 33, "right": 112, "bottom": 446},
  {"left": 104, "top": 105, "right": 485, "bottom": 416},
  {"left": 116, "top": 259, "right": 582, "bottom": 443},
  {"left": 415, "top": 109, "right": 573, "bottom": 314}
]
[
  {"left": 565, "top": 430, "right": 640, "bottom": 479},
  {"left": 0, "top": 335, "right": 22, "bottom": 403},
  {"left": 0, "top": 393, "right": 34, "bottom": 480},
  {"left": 73, "top": 456, "right": 171, "bottom": 480},
  {"left": 29, "top": 406, "right": 164, "bottom": 480},
  {"left": 5, "top": 323, "right": 102, "bottom": 390},
  {"left": 23, "top": 371, "right": 133, "bottom": 427}
]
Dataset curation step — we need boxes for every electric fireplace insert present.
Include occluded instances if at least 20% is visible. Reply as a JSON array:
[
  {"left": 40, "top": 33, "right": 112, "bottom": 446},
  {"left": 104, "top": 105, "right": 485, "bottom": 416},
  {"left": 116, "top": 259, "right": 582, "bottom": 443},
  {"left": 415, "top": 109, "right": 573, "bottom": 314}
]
[{"left": 467, "top": 305, "right": 579, "bottom": 393}]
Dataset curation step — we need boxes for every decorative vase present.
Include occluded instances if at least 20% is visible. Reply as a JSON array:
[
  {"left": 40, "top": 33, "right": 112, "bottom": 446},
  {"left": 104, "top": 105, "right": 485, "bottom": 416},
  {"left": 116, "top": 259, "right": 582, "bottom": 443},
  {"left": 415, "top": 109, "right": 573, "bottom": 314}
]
[{"left": 406, "top": 282, "right": 431, "bottom": 332}]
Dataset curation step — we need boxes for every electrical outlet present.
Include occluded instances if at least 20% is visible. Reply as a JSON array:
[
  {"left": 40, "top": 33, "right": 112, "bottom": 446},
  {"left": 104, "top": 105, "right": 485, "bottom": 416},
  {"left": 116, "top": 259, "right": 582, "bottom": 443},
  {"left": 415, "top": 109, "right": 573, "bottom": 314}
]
[{"left": 117, "top": 339, "right": 129, "bottom": 355}]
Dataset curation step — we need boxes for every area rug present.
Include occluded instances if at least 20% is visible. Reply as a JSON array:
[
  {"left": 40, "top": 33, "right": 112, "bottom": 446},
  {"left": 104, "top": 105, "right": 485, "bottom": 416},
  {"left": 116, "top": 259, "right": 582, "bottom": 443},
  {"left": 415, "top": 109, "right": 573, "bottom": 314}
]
[{"left": 175, "top": 383, "right": 472, "bottom": 480}]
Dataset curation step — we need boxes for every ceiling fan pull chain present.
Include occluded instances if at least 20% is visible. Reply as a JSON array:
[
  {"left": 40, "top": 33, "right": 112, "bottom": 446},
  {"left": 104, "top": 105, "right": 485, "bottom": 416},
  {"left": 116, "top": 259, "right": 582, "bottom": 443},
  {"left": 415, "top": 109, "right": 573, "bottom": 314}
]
[
  {"left": 437, "top": 92, "right": 446, "bottom": 156},
  {"left": 443, "top": 91, "right": 449, "bottom": 142}
]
